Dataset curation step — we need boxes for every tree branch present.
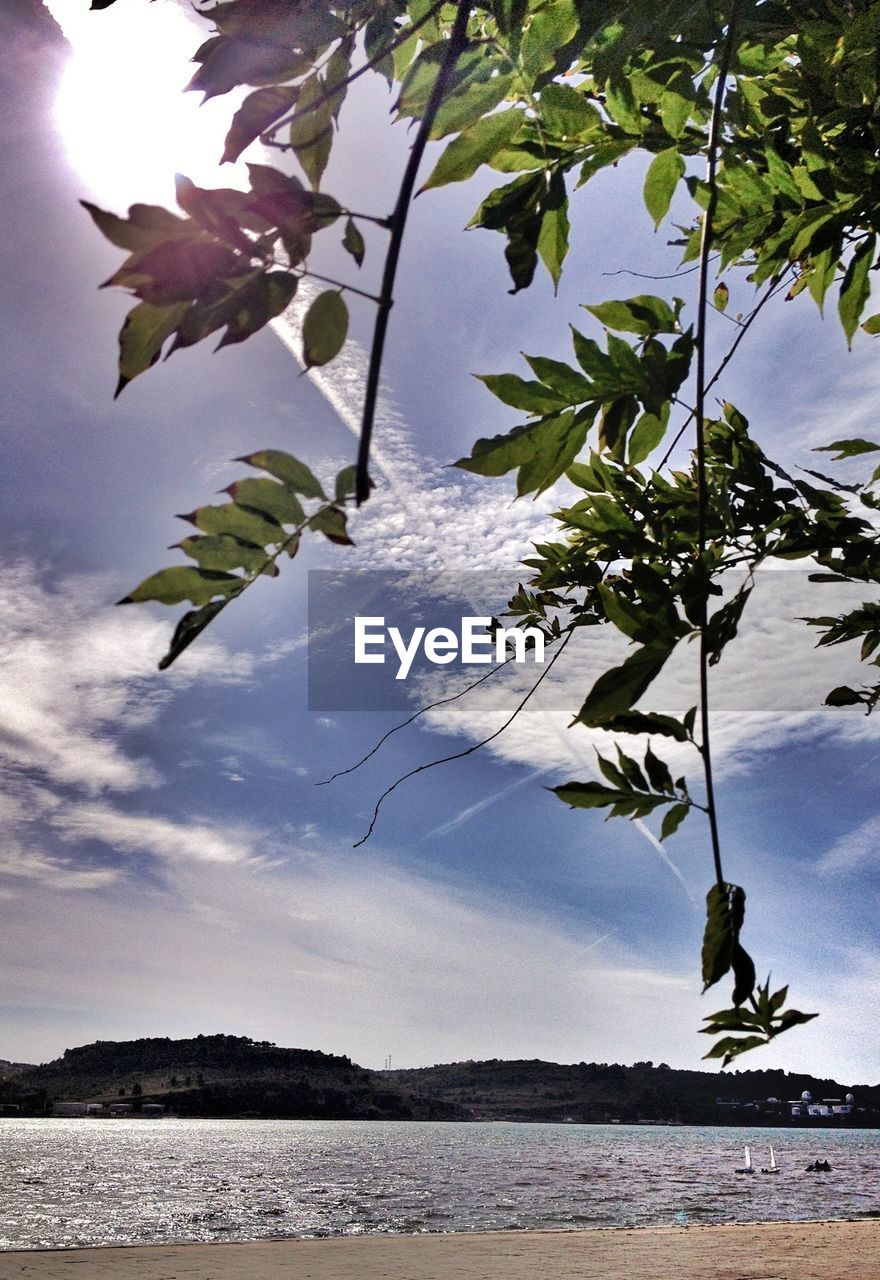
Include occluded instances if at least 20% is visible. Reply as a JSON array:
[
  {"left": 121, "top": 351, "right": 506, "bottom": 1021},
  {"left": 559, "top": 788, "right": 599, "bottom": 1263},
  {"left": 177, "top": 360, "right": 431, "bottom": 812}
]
[
  {"left": 354, "top": 628, "right": 572, "bottom": 846},
  {"left": 355, "top": 0, "right": 472, "bottom": 504},
  {"left": 694, "top": 0, "right": 740, "bottom": 889}
]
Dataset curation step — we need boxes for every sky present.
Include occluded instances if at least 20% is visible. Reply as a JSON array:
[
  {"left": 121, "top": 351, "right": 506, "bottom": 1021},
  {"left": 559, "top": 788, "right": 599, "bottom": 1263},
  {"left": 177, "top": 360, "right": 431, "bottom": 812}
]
[{"left": 0, "top": 0, "right": 878, "bottom": 1083}]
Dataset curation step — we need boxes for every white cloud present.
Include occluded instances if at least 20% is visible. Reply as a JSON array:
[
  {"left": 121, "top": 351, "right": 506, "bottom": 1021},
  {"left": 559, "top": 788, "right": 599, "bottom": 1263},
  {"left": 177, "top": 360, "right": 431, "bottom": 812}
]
[
  {"left": 0, "top": 842, "right": 121, "bottom": 892},
  {"left": 818, "top": 815, "right": 880, "bottom": 875},
  {"left": 49, "top": 802, "right": 261, "bottom": 868},
  {"left": 0, "top": 563, "right": 254, "bottom": 795}
]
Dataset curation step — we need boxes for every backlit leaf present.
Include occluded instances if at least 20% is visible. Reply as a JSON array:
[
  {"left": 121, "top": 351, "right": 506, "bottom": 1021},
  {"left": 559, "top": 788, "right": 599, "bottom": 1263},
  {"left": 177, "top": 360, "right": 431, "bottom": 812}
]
[
  {"left": 309, "top": 505, "right": 353, "bottom": 545},
  {"left": 839, "top": 235, "right": 875, "bottom": 347},
  {"left": 302, "top": 290, "right": 348, "bottom": 368},
  {"left": 422, "top": 110, "right": 524, "bottom": 191},
  {"left": 222, "top": 85, "right": 298, "bottom": 164},
  {"left": 119, "top": 566, "right": 241, "bottom": 607},
  {"left": 178, "top": 503, "right": 283, "bottom": 547},
  {"left": 115, "top": 301, "right": 189, "bottom": 396},
  {"left": 237, "top": 450, "right": 326, "bottom": 499},
  {"left": 342, "top": 218, "right": 365, "bottom": 267},
  {"left": 644, "top": 148, "right": 685, "bottom": 228},
  {"left": 660, "top": 802, "right": 689, "bottom": 840},
  {"left": 224, "top": 477, "right": 306, "bottom": 525}
]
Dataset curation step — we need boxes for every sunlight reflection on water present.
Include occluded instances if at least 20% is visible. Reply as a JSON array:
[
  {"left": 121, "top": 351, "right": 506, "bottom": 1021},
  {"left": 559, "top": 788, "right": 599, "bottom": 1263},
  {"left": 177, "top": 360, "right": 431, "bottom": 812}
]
[{"left": 1, "top": 1119, "right": 878, "bottom": 1249}]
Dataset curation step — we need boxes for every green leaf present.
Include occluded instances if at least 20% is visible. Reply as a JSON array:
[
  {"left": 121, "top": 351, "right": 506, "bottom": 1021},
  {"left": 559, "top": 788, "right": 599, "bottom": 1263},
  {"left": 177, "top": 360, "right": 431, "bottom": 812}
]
[
  {"left": 824, "top": 685, "right": 864, "bottom": 707},
  {"left": 713, "top": 282, "right": 729, "bottom": 313},
  {"left": 520, "top": 0, "right": 579, "bottom": 77},
  {"left": 660, "top": 802, "right": 689, "bottom": 840},
  {"left": 701, "top": 882, "right": 749, "bottom": 994},
  {"left": 179, "top": 502, "right": 283, "bottom": 546},
  {"left": 537, "top": 181, "right": 570, "bottom": 289},
  {"left": 309, "top": 505, "right": 353, "bottom": 545},
  {"left": 175, "top": 534, "right": 274, "bottom": 576},
  {"left": 115, "top": 301, "right": 189, "bottom": 396},
  {"left": 119, "top": 566, "right": 241, "bottom": 607},
  {"left": 335, "top": 465, "right": 357, "bottom": 501},
  {"left": 643, "top": 744, "right": 674, "bottom": 795},
  {"left": 523, "top": 355, "right": 593, "bottom": 403},
  {"left": 81, "top": 199, "right": 190, "bottom": 252},
  {"left": 644, "top": 148, "right": 685, "bottom": 228},
  {"left": 599, "top": 711, "right": 691, "bottom": 741},
  {"left": 428, "top": 73, "right": 515, "bottom": 141},
  {"left": 289, "top": 75, "right": 334, "bottom": 190},
  {"left": 342, "top": 218, "right": 365, "bottom": 267},
  {"left": 302, "top": 290, "right": 348, "bottom": 368},
  {"left": 422, "top": 110, "right": 524, "bottom": 191},
  {"left": 628, "top": 407, "right": 669, "bottom": 465},
  {"left": 814, "top": 438, "right": 880, "bottom": 460},
  {"left": 861, "top": 314, "right": 880, "bottom": 335},
  {"left": 475, "top": 373, "right": 569, "bottom": 414},
  {"left": 597, "top": 583, "right": 649, "bottom": 641},
  {"left": 583, "top": 295, "right": 680, "bottom": 337},
  {"left": 537, "top": 83, "right": 600, "bottom": 139},
  {"left": 702, "top": 1034, "right": 768, "bottom": 1064},
  {"left": 839, "top": 235, "right": 875, "bottom": 347},
  {"left": 237, "top": 450, "right": 326, "bottom": 499},
  {"left": 222, "top": 85, "right": 298, "bottom": 165},
  {"left": 158, "top": 599, "right": 231, "bottom": 670},
  {"left": 576, "top": 642, "right": 673, "bottom": 726},
  {"left": 552, "top": 780, "right": 665, "bottom": 818},
  {"left": 224, "top": 477, "right": 306, "bottom": 525},
  {"left": 455, "top": 409, "right": 594, "bottom": 496}
]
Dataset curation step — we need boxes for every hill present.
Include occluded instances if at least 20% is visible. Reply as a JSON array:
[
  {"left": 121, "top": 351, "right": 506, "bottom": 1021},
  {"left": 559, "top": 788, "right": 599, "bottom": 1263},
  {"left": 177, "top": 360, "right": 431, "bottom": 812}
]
[
  {"left": 380, "top": 1059, "right": 880, "bottom": 1127},
  {"left": 0, "top": 1035, "right": 464, "bottom": 1121},
  {"left": 3, "top": 1040, "right": 878, "bottom": 1125}
]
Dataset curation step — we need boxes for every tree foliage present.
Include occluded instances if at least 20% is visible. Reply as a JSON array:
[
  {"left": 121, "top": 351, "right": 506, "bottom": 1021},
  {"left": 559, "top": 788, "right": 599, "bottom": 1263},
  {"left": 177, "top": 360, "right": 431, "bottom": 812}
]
[{"left": 84, "top": 0, "right": 880, "bottom": 1065}]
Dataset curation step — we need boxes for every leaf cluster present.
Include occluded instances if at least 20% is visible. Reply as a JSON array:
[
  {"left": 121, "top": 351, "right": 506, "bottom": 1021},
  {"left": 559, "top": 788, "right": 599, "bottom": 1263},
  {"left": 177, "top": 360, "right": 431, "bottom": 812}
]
[{"left": 120, "top": 453, "right": 355, "bottom": 669}]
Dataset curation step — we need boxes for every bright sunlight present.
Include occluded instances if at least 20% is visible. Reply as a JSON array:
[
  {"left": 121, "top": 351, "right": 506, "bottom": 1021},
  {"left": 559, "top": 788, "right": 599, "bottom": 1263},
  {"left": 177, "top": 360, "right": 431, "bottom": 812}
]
[{"left": 46, "top": 0, "right": 246, "bottom": 208}]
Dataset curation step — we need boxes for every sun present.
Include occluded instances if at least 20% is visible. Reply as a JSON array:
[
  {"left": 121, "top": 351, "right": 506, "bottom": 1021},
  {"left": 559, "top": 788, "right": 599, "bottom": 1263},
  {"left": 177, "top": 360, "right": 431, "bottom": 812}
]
[{"left": 46, "top": 0, "right": 247, "bottom": 210}]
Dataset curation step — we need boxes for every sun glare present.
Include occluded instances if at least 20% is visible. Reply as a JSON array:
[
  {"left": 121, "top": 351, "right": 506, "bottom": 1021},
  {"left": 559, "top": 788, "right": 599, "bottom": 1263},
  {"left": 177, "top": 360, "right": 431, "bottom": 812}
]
[{"left": 46, "top": 0, "right": 247, "bottom": 209}]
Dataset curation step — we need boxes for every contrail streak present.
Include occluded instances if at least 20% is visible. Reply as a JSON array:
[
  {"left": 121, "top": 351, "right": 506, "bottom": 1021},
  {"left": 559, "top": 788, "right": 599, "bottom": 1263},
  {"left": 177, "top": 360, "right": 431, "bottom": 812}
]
[{"left": 420, "top": 765, "right": 551, "bottom": 841}]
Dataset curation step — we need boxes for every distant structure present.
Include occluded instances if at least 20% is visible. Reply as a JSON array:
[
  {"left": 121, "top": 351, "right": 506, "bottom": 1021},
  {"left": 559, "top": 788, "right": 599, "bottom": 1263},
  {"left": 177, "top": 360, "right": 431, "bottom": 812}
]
[
  {"left": 384, "top": 1054, "right": 392, "bottom": 1071},
  {"left": 788, "top": 1089, "right": 855, "bottom": 1119}
]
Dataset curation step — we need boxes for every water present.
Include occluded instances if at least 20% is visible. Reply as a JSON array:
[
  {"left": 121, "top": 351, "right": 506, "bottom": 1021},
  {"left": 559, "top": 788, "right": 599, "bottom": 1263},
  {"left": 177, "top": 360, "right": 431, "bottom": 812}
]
[{"left": 0, "top": 1119, "right": 878, "bottom": 1250}]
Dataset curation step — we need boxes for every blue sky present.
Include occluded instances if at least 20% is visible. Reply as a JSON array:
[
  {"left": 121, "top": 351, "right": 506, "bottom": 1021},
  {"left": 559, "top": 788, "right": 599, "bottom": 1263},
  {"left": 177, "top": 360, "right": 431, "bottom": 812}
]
[{"left": 1, "top": 0, "right": 877, "bottom": 1083}]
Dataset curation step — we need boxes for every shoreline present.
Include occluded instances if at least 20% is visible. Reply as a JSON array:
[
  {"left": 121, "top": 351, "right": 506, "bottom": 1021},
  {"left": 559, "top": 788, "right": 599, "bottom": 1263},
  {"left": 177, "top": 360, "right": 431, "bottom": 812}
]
[{"left": 2, "top": 1220, "right": 880, "bottom": 1280}]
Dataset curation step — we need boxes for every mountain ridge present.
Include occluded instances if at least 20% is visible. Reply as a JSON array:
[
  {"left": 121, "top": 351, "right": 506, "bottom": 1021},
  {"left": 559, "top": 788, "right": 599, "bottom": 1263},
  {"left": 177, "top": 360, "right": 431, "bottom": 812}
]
[{"left": 2, "top": 1037, "right": 878, "bottom": 1125}]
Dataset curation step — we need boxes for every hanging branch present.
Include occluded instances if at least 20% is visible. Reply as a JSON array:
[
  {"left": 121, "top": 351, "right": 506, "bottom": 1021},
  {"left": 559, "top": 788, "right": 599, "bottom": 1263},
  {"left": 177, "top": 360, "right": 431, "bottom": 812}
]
[
  {"left": 355, "top": 0, "right": 473, "bottom": 504},
  {"left": 694, "top": 1, "right": 740, "bottom": 889},
  {"left": 317, "top": 646, "right": 527, "bottom": 786},
  {"left": 354, "top": 629, "right": 573, "bottom": 846}
]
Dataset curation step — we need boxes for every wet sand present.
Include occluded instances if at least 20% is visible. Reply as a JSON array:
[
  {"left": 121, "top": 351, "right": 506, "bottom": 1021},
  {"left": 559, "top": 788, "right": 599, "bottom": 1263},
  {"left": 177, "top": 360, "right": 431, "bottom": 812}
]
[{"left": 1, "top": 1220, "right": 878, "bottom": 1280}]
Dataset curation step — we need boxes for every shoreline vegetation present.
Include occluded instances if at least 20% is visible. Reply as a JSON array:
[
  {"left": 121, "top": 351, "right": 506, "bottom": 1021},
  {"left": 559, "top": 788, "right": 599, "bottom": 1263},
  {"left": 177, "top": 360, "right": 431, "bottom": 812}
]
[
  {"left": 1, "top": 1222, "right": 880, "bottom": 1280},
  {"left": 2, "top": 1036, "right": 879, "bottom": 1127}
]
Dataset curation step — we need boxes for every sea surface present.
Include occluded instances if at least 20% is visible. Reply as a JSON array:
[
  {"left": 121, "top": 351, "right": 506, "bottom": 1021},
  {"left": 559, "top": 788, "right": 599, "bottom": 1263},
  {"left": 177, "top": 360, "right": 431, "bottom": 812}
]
[{"left": 0, "top": 1119, "right": 878, "bottom": 1250}]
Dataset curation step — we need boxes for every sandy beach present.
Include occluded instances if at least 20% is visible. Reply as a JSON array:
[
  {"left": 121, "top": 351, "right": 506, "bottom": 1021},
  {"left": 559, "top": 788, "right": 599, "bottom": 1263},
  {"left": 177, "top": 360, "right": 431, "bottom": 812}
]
[{"left": 1, "top": 1221, "right": 878, "bottom": 1280}]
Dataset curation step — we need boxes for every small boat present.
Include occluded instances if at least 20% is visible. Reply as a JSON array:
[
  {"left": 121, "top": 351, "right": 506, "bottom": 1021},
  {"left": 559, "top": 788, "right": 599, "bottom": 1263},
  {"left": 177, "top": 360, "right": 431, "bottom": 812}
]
[
  {"left": 735, "top": 1144, "right": 754, "bottom": 1174},
  {"left": 760, "top": 1145, "right": 779, "bottom": 1174}
]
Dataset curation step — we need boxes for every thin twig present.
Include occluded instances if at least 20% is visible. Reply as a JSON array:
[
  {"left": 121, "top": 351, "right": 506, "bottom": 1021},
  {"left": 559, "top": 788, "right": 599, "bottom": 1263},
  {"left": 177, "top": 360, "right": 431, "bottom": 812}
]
[
  {"left": 316, "top": 646, "right": 527, "bottom": 785},
  {"left": 297, "top": 269, "right": 382, "bottom": 305},
  {"left": 355, "top": 0, "right": 472, "bottom": 504},
  {"left": 353, "top": 629, "right": 573, "bottom": 846},
  {"left": 602, "top": 262, "right": 709, "bottom": 280},
  {"left": 657, "top": 273, "right": 786, "bottom": 471}
]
